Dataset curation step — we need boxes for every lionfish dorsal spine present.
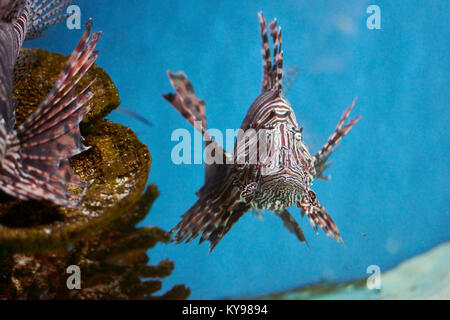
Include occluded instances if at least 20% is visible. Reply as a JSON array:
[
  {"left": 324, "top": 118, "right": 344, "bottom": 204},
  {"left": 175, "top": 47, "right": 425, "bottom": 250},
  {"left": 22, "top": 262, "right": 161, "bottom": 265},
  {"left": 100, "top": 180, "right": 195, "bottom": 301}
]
[{"left": 258, "top": 11, "right": 283, "bottom": 94}]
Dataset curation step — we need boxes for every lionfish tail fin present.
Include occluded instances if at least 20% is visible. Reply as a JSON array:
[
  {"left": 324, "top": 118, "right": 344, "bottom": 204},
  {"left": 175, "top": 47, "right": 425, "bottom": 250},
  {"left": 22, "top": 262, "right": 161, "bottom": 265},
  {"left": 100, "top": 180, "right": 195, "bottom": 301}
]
[
  {"left": 258, "top": 12, "right": 283, "bottom": 93},
  {"left": 26, "top": 0, "right": 76, "bottom": 40},
  {"left": 314, "top": 97, "right": 361, "bottom": 179},
  {"left": 9, "top": 19, "right": 100, "bottom": 206}
]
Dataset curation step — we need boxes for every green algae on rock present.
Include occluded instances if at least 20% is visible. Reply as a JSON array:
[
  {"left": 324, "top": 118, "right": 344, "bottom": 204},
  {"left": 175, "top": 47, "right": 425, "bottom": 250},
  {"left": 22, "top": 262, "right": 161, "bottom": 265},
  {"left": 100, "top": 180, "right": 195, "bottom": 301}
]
[
  {"left": 0, "top": 120, "right": 150, "bottom": 254},
  {"left": 12, "top": 48, "right": 121, "bottom": 129}
]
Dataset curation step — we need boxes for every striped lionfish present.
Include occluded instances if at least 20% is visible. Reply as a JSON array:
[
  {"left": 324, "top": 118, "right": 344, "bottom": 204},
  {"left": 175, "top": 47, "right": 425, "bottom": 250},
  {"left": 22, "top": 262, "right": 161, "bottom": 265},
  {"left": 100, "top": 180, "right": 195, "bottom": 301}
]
[
  {"left": 0, "top": 0, "right": 101, "bottom": 207},
  {"left": 164, "top": 12, "right": 361, "bottom": 251}
]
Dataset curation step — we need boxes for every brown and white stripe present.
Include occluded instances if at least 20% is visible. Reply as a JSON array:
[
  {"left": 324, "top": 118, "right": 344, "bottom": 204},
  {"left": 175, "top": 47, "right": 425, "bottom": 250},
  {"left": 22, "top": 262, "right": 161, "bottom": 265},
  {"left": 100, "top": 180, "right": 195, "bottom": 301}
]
[
  {"left": 163, "top": 12, "right": 360, "bottom": 251},
  {"left": 0, "top": 1, "right": 100, "bottom": 207}
]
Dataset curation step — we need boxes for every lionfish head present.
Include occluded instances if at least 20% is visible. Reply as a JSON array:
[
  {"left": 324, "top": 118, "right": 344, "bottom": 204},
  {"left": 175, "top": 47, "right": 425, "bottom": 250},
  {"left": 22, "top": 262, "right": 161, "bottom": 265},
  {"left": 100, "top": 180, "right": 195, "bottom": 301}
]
[{"left": 241, "top": 93, "right": 316, "bottom": 211}]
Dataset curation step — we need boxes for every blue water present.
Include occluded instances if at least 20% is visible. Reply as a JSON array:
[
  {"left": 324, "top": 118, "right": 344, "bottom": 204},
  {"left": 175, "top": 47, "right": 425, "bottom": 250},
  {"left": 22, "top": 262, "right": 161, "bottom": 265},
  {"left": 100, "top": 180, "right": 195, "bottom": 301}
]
[{"left": 29, "top": 0, "right": 449, "bottom": 299}]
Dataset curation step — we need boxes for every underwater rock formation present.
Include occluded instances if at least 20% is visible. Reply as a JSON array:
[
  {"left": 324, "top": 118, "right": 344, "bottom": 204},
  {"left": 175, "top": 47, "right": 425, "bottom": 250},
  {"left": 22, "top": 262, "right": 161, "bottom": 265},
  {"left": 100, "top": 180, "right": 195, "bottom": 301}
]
[
  {"left": 0, "top": 48, "right": 189, "bottom": 299},
  {"left": 0, "top": 184, "right": 190, "bottom": 299},
  {"left": 13, "top": 48, "right": 121, "bottom": 129},
  {"left": 1, "top": 48, "right": 138, "bottom": 253},
  {"left": 255, "top": 242, "right": 450, "bottom": 300},
  {"left": 0, "top": 119, "right": 150, "bottom": 254}
]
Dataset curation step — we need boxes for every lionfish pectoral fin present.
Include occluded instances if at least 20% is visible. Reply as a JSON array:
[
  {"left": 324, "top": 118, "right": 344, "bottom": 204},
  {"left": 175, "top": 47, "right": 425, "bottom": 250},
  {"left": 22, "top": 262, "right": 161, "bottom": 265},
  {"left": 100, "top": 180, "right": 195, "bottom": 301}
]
[
  {"left": 299, "top": 196, "right": 344, "bottom": 245},
  {"left": 170, "top": 182, "right": 250, "bottom": 252},
  {"left": 314, "top": 97, "right": 361, "bottom": 179},
  {"left": 4, "top": 19, "right": 101, "bottom": 206},
  {"left": 207, "top": 202, "right": 251, "bottom": 252}
]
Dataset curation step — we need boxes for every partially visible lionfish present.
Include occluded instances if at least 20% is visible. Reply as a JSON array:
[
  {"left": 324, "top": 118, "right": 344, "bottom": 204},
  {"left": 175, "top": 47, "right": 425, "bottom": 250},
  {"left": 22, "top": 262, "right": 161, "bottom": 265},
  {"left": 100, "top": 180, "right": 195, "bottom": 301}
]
[
  {"left": 0, "top": 0, "right": 102, "bottom": 207},
  {"left": 163, "top": 12, "right": 361, "bottom": 251}
]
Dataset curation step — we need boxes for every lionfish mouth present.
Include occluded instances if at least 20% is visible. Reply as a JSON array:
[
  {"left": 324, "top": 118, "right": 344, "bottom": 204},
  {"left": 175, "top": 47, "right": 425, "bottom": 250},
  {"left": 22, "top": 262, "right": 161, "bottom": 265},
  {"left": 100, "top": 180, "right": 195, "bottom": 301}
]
[{"left": 253, "top": 173, "right": 306, "bottom": 210}]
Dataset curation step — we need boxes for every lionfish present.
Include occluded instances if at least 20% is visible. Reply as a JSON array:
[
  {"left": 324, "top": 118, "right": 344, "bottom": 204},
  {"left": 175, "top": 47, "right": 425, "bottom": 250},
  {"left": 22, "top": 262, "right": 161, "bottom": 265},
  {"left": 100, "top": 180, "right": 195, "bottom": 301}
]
[
  {"left": 163, "top": 12, "right": 361, "bottom": 251},
  {"left": 0, "top": 0, "right": 101, "bottom": 207}
]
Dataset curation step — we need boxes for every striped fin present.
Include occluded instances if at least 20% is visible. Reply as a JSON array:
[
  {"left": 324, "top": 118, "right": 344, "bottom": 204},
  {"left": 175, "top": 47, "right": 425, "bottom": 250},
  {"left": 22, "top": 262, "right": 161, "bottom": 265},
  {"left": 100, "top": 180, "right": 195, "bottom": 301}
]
[
  {"left": 163, "top": 70, "right": 207, "bottom": 131},
  {"left": 257, "top": 12, "right": 272, "bottom": 92},
  {"left": 171, "top": 182, "right": 251, "bottom": 252},
  {"left": 257, "top": 12, "right": 283, "bottom": 93},
  {"left": 276, "top": 209, "right": 308, "bottom": 246},
  {"left": 18, "top": 19, "right": 99, "bottom": 136},
  {"left": 0, "top": 0, "right": 78, "bottom": 154},
  {"left": 0, "top": 21, "right": 16, "bottom": 133},
  {"left": 0, "top": 1, "right": 74, "bottom": 71},
  {"left": 0, "top": 0, "right": 22, "bottom": 21},
  {"left": 0, "top": 19, "right": 101, "bottom": 207},
  {"left": 269, "top": 18, "right": 283, "bottom": 93},
  {"left": 173, "top": 182, "right": 237, "bottom": 242},
  {"left": 170, "top": 179, "right": 248, "bottom": 251},
  {"left": 299, "top": 190, "right": 343, "bottom": 244},
  {"left": 204, "top": 201, "right": 251, "bottom": 252},
  {"left": 26, "top": 0, "right": 75, "bottom": 40},
  {"left": 314, "top": 97, "right": 361, "bottom": 179},
  {"left": 163, "top": 70, "right": 233, "bottom": 185}
]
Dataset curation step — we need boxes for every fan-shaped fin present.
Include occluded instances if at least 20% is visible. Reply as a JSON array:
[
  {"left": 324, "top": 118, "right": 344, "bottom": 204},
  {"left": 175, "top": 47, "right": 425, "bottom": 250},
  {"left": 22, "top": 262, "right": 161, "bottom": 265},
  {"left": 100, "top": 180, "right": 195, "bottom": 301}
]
[{"left": 0, "top": 19, "right": 101, "bottom": 206}]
